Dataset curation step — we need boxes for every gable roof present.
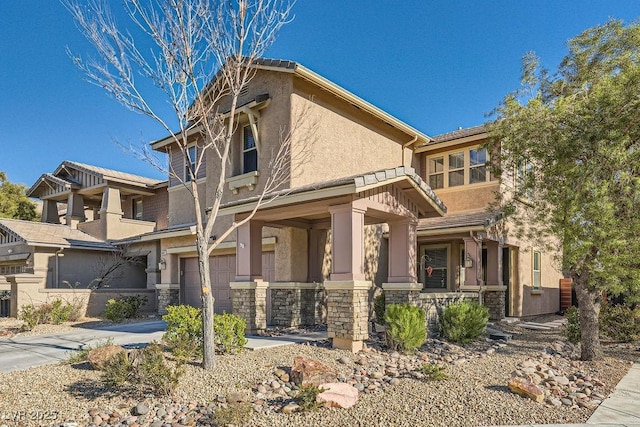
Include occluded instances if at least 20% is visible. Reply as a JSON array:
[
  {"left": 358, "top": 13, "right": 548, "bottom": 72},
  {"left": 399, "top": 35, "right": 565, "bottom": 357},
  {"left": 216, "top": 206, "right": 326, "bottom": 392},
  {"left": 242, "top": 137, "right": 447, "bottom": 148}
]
[
  {"left": 151, "top": 58, "right": 433, "bottom": 150},
  {"left": 415, "top": 125, "right": 487, "bottom": 152},
  {"left": 417, "top": 210, "right": 502, "bottom": 235},
  {"left": 56, "top": 161, "right": 163, "bottom": 187},
  {"left": 0, "top": 218, "right": 112, "bottom": 250}
]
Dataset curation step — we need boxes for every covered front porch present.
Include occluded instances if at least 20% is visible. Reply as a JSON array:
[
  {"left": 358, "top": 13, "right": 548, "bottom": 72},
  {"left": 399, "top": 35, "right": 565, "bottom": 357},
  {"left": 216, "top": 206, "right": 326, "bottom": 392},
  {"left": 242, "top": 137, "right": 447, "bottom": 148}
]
[{"left": 219, "top": 167, "right": 446, "bottom": 352}]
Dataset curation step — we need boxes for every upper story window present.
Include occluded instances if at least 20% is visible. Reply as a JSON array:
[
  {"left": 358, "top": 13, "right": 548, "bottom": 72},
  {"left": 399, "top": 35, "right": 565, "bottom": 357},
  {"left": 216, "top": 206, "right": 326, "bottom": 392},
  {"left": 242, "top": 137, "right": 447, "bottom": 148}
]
[
  {"left": 425, "top": 146, "right": 491, "bottom": 189},
  {"left": 133, "top": 198, "right": 143, "bottom": 220},
  {"left": 242, "top": 125, "right": 258, "bottom": 174},
  {"left": 532, "top": 250, "right": 541, "bottom": 290},
  {"left": 516, "top": 160, "right": 534, "bottom": 199},
  {"left": 470, "top": 148, "right": 487, "bottom": 184},
  {"left": 185, "top": 145, "right": 196, "bottom": 182}
]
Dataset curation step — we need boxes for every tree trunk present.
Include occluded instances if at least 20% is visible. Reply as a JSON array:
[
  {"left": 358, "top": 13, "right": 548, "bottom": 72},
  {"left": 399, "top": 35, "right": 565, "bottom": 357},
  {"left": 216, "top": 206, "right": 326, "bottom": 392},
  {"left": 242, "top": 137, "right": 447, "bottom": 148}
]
[
  {"left": 573, "top": 275, "right": 602, "bottom": 361},
  {"left": 197, "top": 233, "right": 216, "bottom": 370}
]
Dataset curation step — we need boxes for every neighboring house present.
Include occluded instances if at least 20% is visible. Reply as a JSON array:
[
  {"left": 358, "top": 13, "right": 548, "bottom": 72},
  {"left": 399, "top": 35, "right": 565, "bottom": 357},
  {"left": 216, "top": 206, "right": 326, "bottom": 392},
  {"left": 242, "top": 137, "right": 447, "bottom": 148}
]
[{"left": 2, "top": 59, "right": 562, "bottom": 352}]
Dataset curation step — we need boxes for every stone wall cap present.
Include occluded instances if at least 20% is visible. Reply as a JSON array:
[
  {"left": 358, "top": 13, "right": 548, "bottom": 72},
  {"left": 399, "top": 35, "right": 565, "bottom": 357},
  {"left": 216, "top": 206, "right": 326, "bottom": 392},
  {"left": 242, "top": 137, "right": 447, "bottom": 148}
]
[
  {"left": 269, "top": 282, "right": 324, "bottom": 290},
  {"left": 382, "top": 282, "right": 422, "bottom": 291},
  {"left": 230, "top": 281, "right": 269, "bottom": 290},
  {"left": 324, "top": 280, "right": 372, "bottom": 291},
  {"left": 418, "top": 292, "right": 479, "bottom": 299},
  {"left": 155, "top": 283, "right": 181, "bottom": 290}
]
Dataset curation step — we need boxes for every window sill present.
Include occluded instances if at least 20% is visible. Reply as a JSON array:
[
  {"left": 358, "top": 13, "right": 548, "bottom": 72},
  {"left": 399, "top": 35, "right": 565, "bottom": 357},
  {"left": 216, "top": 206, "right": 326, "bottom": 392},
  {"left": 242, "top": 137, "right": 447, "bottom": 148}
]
[
  {"left": 530, "top": 289, "right": 543, "bottom": 295},
  {"left": 228, "top": 171, "right": 259, "bottom": 194}
]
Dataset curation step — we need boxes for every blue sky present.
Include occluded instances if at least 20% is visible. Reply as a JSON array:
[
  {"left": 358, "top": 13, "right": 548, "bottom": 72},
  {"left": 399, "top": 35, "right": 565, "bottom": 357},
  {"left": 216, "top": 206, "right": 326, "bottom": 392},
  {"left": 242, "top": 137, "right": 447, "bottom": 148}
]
[{"left": 1, "top": 1, "right": 639, "bottom": 186}]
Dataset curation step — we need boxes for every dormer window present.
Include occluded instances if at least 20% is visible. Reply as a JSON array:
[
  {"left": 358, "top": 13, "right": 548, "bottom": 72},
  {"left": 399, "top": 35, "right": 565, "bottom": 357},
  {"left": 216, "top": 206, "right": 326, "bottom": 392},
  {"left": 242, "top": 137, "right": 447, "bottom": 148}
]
[
  {"left": 185, "top": 145, "right": 196, "bottom": 182},
  {"left": 243, "top": 125, "right": 258, "bottom": 173}
]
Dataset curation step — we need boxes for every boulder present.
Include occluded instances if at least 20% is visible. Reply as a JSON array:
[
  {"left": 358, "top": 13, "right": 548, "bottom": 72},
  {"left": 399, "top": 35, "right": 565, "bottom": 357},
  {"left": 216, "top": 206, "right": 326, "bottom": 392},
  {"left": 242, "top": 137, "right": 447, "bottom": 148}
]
[
  {"left": 508, "top": 377, "right": 544, "bottom": 402},
  {"left": 87, "top": 345, "right": 126, "bottom": 370},
  {"left": 316, "top": 383, "right": 359, "bottom": 409},
  {"left": 290, "top": 356, "right": 337, "bottom": 387}
]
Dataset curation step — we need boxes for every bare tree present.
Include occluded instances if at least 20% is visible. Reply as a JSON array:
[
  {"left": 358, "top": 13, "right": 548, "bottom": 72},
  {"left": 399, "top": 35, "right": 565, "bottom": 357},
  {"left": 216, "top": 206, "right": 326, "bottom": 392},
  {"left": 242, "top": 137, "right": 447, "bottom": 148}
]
[{"left": 63, "top": 0, "right": 295, "bottom": 369}]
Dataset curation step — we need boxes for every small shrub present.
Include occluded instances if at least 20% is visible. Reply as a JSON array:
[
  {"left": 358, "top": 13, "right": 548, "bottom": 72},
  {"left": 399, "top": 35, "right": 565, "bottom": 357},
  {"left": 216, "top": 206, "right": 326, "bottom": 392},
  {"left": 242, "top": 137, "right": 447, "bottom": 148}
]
[
  {"left": 295, "top": 384, "right": 326, "bottom": 411},
  {"left": 440, "top": 300, "right": 489, "bottom": 344},
  {"left": 20, "top": 304, "right": 40, "bottom": 331},
  {"left": 565, "top": 305, "right": 581, "bottom": 344},
  {"left": 49, "top": 299, "right": 74, "bottom": 324},
  {"left": 214, "top": 313, "right": 247, "bottom": 354},
  {"left": 599, "top": 304, "right": 640, "bottom": 342},
  {"left": 417, "top": 363, "right": 448, "bottom": 381},
  {"left": 104, "top": 295, "right": 147, "bottom": 322},
  {"left": 214, "top": 402, "right": 253, "bottom": 425},
  {"left": 162, "top": 305, "right": 203, "bottom": 361},
  {"left": 384, "top": 304, "right": 426, "bottom": 353},
  {"left": 374, "top": 292, "right": 386, "bottom": 325},
  {"left": 101, "top": 343, "right": 182, "bottom": 396}
]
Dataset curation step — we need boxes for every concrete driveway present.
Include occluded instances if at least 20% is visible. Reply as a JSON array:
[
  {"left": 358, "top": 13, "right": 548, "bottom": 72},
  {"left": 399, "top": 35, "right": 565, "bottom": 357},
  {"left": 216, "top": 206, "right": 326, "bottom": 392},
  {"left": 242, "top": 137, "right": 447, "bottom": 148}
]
[{"left": 0, "top": 320, "right": 166, "bottom": 373}]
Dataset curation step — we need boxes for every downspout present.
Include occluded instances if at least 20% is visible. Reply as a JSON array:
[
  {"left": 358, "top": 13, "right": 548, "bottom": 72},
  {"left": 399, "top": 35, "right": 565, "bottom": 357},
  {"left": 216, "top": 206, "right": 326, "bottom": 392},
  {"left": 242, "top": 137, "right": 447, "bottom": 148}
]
[
  {"left": 402, "top": 135, "right": 418, "bottom": 167},
  {"left": 470, "top": 231, "right": 484, "bottom": 305},
  {"left": 55, "top": 247, "right": 64, "bottom": 288}
]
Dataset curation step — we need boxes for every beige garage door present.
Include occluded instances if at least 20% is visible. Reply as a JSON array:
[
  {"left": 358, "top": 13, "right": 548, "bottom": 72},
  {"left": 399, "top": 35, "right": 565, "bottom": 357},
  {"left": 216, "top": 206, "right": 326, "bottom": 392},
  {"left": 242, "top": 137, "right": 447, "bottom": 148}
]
[{"left": 182, "top": 252, "right": 274, "bottom": 315}]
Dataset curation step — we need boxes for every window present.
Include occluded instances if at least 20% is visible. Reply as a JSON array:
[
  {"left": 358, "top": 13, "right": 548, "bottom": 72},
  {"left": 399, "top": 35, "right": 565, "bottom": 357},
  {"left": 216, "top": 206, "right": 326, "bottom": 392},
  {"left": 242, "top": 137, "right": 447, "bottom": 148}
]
[
  {"left": 133, "top": 198, "right": 143, "bottom": 220},
  {"left": 243, "top": 125, "right": 258, "bottom": 173},
  {"left": 185, "top": 145, "right": 196, "bottom": 182},
  {"left": 533, "top": 251, "right": 541, "bottom": 290},
  {"left": 470, "top": 148, "right": 487, "bottom": 184},
  {"left": 428, "top": 157, "right": 444, "bottom": 189},
  {"left": 421, "top": 245, "right": 448, "bottom": 290},
  {"left": 516, "top": 161, "right": 534, "bottom": 199},
  {"left": 448, "top": 152, "right": 465, "bottom": 187}
]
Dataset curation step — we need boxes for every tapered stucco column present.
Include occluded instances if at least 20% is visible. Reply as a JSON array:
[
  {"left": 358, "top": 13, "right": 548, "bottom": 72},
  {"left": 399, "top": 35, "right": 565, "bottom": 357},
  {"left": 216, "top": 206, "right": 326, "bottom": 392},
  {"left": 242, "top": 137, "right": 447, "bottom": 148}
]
[
  {"left": 387, "top": 219, "right": 418, "bottom": 283},
  {"left": 41, "top": 200, "right": 60, "bottom": 224},
  {"left": 462, "top": 237, "right": 481, "bottom": 287},
  {"left": 99, "top": 187, "right": 123, "bottom": 239},
  {"left": 325, "top": 204, "right": 371, "bottom": 352},
  {"left": 484, "top": 241, "right": 506, "bottom": 320},
  {"left": 231, "top": 220, "right": 267, "bottom": 333},
  {"left": 65, "top": 192, "right": 86, "bottom": 228}
]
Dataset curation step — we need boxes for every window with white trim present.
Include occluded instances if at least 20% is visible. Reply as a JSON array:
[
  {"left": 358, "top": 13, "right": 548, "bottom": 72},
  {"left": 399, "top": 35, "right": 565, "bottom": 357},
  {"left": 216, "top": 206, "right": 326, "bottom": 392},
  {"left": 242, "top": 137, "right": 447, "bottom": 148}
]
[
  {"left": 533, "top": 251, "right": 541, "bottom": 290},
  {"left": 428, "top": 156, "right": 444, "bottom": 189},
  {"left": 448, "top": 152, "right": 465, "bottom": 187},
  {"left": 242, "top": 125, "right": 258, "bottom": 174},
  {"left": 425, "top": 145, "right": 492, "bottom": 189},
  {"left": 133, "top": 198, "right": 143, "bottom": 220},
  {"left": 470, "top": 148, "right": 487, "bottom": 184},
  {"left": 185, "top": 145, "right": 196, "bottom": 182}
]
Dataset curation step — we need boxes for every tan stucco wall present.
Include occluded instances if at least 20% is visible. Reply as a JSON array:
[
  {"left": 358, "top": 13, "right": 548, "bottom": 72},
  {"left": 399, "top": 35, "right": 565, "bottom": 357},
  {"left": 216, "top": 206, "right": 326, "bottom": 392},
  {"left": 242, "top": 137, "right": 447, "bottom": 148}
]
[
  {"left": 433, "top": 183, "right": 500, "bottom": 213},
  {"left": 167, "top": 181, "right": 207, "bottom": 227},
  {"left": 289, "top": 77, "right": 415, "bottom": 187},
  {"left": 511, "top": 243, "right": 562, "bottom": 317}
]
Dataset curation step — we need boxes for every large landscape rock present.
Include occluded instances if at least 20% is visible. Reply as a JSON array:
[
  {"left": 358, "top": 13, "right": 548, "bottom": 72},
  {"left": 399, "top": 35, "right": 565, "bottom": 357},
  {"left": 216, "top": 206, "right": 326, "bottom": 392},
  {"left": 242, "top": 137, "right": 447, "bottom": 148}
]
[
  {"left": 317, "top": 383, "right": 359, "bottom": 408},
  {"left": 290, "top": 356, "right": 337, "bottom": 387},
  {"left": 87, "top": 345, "right": 126, "bottom": 370},
  {"left": 508, "top": 377, "right": 544, "bottom": 402}
]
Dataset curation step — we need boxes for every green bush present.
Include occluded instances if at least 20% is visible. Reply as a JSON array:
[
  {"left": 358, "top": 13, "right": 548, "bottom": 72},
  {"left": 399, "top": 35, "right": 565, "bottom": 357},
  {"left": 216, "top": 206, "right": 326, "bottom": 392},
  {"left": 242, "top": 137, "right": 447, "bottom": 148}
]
[
  {"left": 599, "top": 304, "right": 640, "bottom": 342},
  {"left": 384, "top": 304, "right": 426, "bottom": 353},
  {"left": 565, "top": 305, "right": 581, "bottom": 344},
  {"left": 214, "top": 402, "right": 253, "bottom": 425},
  {"left": 49, "top": 299, "right": 74, "bottom": 324},
  {"left": 214, "top": 313, "right": 247, "bottom": 354},
  {"left": 162, "top": 305, "right": 203, "bottom": 361},
  {"left": 417, "top": 362, "right": 449, "bottom": 381},
  {"left": 440, "top": 300, "right": 489, "bottom": 344},
  {"left": 104, "top": 295, "right": 147, "bottom": 322},
  {"left": 101, "top": 343, "right": 182, "bottom": 396},
  {"left": 295, "top": 384, "right": 326, "bottom": 411},
  {"left": 374, "top": 292, "right": 386, "bottom": 325},
  {"left": 20, "top": 304, "right": 41, "bottom": 331}
]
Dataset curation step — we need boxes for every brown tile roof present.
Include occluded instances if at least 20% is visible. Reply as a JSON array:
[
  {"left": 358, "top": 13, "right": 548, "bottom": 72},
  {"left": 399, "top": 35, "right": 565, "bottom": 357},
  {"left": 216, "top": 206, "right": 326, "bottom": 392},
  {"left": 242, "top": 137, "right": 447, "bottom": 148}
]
[
  {"left": 417, "top": 210, "right": 501, "bottom": 232},
  {"left": 416, "top": 125, "right": 486, "bottom": 149},
  {"left": 0, "top": 218, "right": 112, "bottom": 249}
]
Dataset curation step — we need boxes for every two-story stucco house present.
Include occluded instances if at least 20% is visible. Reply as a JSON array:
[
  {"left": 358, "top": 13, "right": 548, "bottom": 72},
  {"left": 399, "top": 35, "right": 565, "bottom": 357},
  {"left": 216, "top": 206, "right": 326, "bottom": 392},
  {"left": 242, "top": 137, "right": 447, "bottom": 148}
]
[{"left": 1, "top": 59, "right": 562, "bottom": 352}]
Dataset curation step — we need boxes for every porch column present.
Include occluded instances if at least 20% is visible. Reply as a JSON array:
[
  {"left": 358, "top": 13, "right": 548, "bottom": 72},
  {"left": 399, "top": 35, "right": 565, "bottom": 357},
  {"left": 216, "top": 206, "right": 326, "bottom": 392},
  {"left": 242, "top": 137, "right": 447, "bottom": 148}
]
[
  {"left": 231, "top": 220, "right": 267, "bottom": 333},
  {"left": 99, "top": 187, "right": 123, "bottom": 239},
  {"left": 41, "top": 200, "right": 60, "bottom": 224},
  {"left": 66, "top": 192, "right": 86, "bottom": 228},
  {"left": 462, "top": 237, "right": 480, "bottom": 287},
  {"left": 387, "top": 219, "right": 418, "bottom": 283},
  {"left": 484, "top": 241, "right": 506, "bottom": 320},
  {"left": 325, "top": 204, "right": 371, "bottom": 352}
]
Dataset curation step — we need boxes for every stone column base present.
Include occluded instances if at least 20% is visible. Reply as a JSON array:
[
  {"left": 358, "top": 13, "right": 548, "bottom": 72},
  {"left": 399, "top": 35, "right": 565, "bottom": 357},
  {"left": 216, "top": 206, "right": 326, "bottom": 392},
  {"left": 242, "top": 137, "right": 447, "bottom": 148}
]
[
  {"left": 324, "top": 280, "right": 371, "bottom": 353},
  {"left": 382, "top": 282, "right": 422, "bottom": 305},
  {"left": 269, "top": 282, "right": 325, "bottom": 327},
  {"left": 482, "top": 287, "right": 506, "bottom": 320},
  {"left": 155, "top": 283, "right": 180, "bottom": 315},
  {"left": 230, "top": 281, "right": 269, "bottom": 334}
]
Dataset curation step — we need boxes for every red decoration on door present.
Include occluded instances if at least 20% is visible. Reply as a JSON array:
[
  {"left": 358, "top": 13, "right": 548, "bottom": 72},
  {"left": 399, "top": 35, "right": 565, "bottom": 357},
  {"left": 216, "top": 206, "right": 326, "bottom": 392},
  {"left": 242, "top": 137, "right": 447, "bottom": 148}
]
[{"left": 426, "top": 266, "right": 433, "bottom": 277}]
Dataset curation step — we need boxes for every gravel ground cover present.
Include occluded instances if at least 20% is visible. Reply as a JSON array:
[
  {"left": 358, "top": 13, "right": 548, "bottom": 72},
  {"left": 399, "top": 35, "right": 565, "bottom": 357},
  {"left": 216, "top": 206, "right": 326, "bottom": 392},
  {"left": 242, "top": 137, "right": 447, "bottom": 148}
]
[{"left": 0, "top": 318, "right": 637, "bottom": 427}]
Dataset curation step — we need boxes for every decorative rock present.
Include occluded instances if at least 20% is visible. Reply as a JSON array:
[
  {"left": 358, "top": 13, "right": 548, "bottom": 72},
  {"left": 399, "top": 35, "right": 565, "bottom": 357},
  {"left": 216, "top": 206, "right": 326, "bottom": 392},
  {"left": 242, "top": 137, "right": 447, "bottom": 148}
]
[
  {"left": 338, "top": 356, "right": 351, "bottom": 365},
  {"left": 555, "top": 376, "right": 570, "bottom": 385},
  {"left": 508, "top": 377, "right": 544, "bottom": 402},
  {"left": 317, "top": 383, "right": 359, "bottom": 408},
  {"left": 133, "top": 402, "right": 149, "bottom": 416},
  {"left": 290, "top": 356, "right": 337, "bottom": 387},
  {"left": 87, "top": 345, "right": 126, "bottom": 370},
  {"left": 282, "top": 403, "right": 300, "bottom": 414},
  {"left": 389, "top": 378, "right": 400, "bottom": 386}
]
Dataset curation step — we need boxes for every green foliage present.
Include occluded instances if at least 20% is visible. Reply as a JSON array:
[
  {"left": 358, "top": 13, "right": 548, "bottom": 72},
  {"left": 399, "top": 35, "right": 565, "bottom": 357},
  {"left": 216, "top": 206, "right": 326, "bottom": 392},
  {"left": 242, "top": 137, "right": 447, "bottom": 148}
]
[
  {"left": 67, "top": 338, "right": 114, "bottom": 364},
  {"left": 417, "top": 363, "right": 449, "bottom": 381},
  {"left": 214, "top": 402, "right": 253, "bottom": 425},
  {"left": 214, "top": 313, "right": 247, "bottom": 354},
  {"left": 384, "top": 304, "right": 426, "bottom": 353},
  {"left": 295, "top": 384, "right": 326, "bottom": 411},
  {"left": 374, "top": 292, "right": 386, "bottom": 325},
  {"left": 19, "top": 299, "right": 79, "bottom": 330},
  {"left": 104, "top": 295, "right": 147, "bottom": 322},
  {"left": 599, "top": 304, "right": 640, "bottom": 342},
  {"left": 0, "top": 171, "right": 37, "bottom": 221},
  {"left": 162, "top": 304, "right": 203, "bottom": 361},
  {"left": 101, "top": 343, "right": 182, "bottom": 396},
  {"left": 565, "top": 305, "right": 581, "bottom": 344},
  {"left": 488, "top": 20, "right": 640, "bottom": 357},
  {"left": 19, "top": 304, "right": 40, "bottom": 331},
  {"left": 440, "top": 301, "right": 489, "bottom": 344}
]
